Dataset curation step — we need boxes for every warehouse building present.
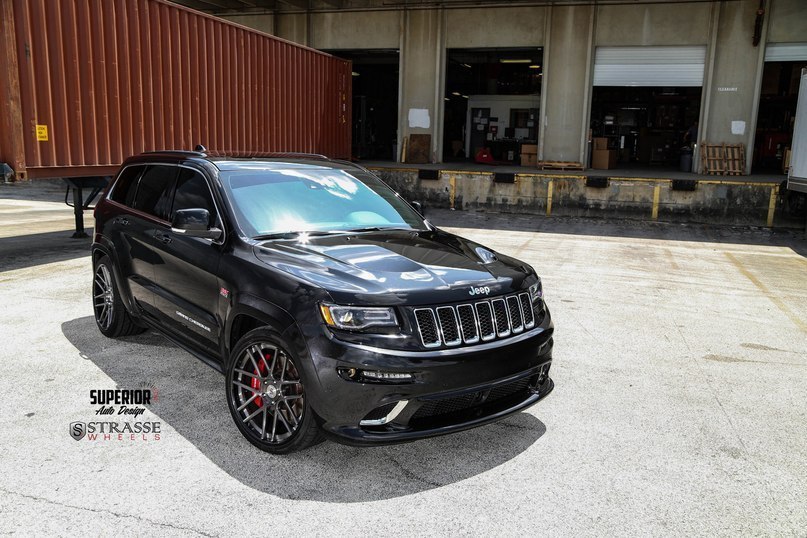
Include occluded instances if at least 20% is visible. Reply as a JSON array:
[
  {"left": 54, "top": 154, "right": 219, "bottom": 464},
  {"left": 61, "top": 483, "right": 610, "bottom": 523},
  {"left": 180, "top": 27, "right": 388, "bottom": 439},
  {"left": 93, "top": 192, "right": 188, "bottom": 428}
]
[{"left": 173, "top": 0, "right": 807, "bottom": 175}]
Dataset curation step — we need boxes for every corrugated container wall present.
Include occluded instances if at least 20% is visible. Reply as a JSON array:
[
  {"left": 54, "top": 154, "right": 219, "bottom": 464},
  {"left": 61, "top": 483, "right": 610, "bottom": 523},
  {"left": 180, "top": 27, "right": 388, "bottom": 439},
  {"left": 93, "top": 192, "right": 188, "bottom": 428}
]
[{"left": 0, "top": 0, "right": 352, "bottom": 179}]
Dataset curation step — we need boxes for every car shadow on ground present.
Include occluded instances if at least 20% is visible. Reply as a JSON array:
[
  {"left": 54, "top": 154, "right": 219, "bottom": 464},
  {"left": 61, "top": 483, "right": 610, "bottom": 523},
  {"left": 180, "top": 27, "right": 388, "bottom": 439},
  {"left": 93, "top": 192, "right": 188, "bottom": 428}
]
[
  {"left": 0, "top": 231, "right": 91, "bottom": 272},
  {"left": 62, "top": 316, "right": 547, "bottom": 503}
]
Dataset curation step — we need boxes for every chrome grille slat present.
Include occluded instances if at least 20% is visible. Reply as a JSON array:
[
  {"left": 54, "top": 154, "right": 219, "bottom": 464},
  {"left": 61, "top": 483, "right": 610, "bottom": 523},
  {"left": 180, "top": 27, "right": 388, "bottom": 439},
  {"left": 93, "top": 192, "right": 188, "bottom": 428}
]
[
  {"left": 490, "top": 298, "right": 511, "bottom": 337},
  {"left": 413, "top": 292, "right": 537, "bottom": 348},
  {"left": 413, "top": 308, "right": 441, "bottom": 348},
  {"left": 519, "top": 292, "right": 535, "bottom": 329},
  {"left": 507, "top": 295, "right": 524, "bottom": 334},
  {"left": 475, "top": 301, "right": 496, "bottom": 341},
  {"left": 456, "top": 304, "right": 480, "bottom": 344},
  {"left": 436, "top": 306, "right": 462, "bottom": 346}
]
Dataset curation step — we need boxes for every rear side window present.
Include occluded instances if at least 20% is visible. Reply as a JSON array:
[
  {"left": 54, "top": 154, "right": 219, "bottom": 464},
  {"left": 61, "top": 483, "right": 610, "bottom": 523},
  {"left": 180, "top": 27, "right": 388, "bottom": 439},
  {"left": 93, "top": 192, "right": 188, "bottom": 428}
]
[
  {"left": 109, "top": 165, "right": 144, "bottom": 207},
  {"left": 132, "top": 165, "right": 177, "bottom": 220},
  {"left": 171, "top": 168, "right": 217, "bottom": 225}
]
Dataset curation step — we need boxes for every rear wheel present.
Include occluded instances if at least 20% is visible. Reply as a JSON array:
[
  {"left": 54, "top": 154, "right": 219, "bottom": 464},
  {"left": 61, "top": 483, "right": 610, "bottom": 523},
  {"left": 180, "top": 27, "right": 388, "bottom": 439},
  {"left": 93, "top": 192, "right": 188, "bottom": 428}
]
[
  {"left": 226, "top": 327, "right": 321, "bottom": 453},
  {"left": 92, "top": 255, "right": 146, "bottom": 337}
]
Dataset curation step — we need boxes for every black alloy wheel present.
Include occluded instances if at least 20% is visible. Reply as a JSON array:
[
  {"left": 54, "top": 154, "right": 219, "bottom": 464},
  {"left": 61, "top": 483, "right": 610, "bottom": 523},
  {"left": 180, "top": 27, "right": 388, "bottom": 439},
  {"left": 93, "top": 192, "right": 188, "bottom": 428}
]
[
  {"left": 92, "top": 255, "right": 145, "bottom": 337},
  {"left": 226, "top": 328, "right": 321, "bottom": 453}
]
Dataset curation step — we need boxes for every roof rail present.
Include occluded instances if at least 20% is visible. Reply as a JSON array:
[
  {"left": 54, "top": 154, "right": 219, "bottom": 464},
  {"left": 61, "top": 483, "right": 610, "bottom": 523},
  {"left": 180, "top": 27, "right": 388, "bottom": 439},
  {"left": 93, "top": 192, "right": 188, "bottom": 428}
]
[
  {"left": 142, "top": 149, "right": 207, "bottom": 157},
  {"left": 330, "top": 159, "right": 371, "bottom": 173}
]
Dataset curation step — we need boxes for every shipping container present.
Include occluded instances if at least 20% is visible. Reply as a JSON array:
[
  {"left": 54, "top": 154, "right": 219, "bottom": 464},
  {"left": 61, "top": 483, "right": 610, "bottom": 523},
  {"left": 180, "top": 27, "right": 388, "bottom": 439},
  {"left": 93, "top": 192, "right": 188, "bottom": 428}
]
[{"left": 0, "top": 0, "right": 352, "bottom": 180}]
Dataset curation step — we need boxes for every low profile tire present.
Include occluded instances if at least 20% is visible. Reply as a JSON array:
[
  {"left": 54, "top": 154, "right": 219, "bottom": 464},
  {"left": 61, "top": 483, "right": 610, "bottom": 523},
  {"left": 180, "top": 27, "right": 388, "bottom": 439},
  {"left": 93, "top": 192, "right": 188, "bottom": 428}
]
[
  {"left": 92, "top": 255, "right": 146, "bottom": 338},
  {"left": 226, "top": 327, "right": 321, "bottom": 454}
]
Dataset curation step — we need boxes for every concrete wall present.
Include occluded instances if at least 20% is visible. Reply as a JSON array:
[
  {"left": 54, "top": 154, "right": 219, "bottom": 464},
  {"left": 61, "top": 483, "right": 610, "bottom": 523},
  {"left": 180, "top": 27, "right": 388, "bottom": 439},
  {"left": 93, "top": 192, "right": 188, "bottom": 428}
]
[
  {"left": 767, "top": 0, "right": 807, "bottom": 43},
  {"left": 445, "top": 7, "right": 545, "bottom": 48},
  {"left": 399, "top": 9, "right": 444, "bottom": 162},
  {"left": 702, "top": 0, "right": 767, "bottom": 162},
  {"left": 275, "top": 13, "right": 309, "bottom": 45},
  {"left": 541, "top": 6, "right": 594, "bottom": 164},
  {"left": 310, "top": 11, "right": 400, "bottom": 50},
  {"left": 373, "top": 168, "right": 781, "bottom": 227},
  {"left": 595, "top": 4, "right": 711, "bottom": 46},
  {"left": 220, "top": 14, "right": 274, "bottom": 36},
  {"left": 223, "top": 0, "right": 806, "bottom": 173}
]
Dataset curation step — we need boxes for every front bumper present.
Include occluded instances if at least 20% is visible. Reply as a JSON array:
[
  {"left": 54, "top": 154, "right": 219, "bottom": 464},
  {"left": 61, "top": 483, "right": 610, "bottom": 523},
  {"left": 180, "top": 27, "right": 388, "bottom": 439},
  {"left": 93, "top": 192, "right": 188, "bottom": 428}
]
[{"left": 301, "top": 309, "right": 554, "bottom": 445}]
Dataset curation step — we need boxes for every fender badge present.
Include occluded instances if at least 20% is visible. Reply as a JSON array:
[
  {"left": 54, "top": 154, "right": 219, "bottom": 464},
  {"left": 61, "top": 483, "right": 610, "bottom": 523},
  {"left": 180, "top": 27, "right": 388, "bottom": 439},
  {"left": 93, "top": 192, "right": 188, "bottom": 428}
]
[{"left": 219, "top": 287, "right": 230, "bottom": 298}]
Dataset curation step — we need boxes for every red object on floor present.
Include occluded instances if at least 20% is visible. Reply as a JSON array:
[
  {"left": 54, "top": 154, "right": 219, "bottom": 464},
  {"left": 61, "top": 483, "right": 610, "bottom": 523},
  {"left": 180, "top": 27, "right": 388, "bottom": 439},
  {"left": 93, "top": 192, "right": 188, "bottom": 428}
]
[{"left": 475, "top": 147, "right": 494, "bottom": 164}]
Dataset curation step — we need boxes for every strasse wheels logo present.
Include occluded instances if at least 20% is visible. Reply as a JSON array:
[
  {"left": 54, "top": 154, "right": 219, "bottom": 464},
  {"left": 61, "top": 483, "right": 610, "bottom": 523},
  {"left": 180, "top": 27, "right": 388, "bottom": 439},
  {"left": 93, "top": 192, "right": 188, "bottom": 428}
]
[
  {"left": 70, "top": 421, "right": 86, "bottom": 441},
  {"left": 69, "top": 421, "right": 161, "bottom": 441},
  {"left": 70, "top": 385, "right": 162, "bottom": 442}
]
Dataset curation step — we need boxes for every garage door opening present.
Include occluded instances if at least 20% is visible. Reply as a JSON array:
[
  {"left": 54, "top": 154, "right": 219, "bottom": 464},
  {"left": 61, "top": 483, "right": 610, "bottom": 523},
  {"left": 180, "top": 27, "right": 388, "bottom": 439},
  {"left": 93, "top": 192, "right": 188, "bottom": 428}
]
[
  {"left": 590, "top": 46, "right": 705, "bottom": 172},
  {"left": 754, "top": 44, "right": 807, "bottom": 173},
  {"left": 325, "top": 49, "right": 399, "bottom": 161},
  {"left": 590, "top": 87, "right": 702, "bottom": 169},
  {"left": 443, "top": 48, "right": 542, "bottom": 165}
]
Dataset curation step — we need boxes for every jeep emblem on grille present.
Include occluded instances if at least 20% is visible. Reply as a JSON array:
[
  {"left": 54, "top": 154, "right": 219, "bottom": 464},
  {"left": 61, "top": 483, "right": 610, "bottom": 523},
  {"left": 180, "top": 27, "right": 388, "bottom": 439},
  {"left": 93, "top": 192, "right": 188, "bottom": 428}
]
[{"left": 469, "top": 286, "right": 491, "bottom": 296}]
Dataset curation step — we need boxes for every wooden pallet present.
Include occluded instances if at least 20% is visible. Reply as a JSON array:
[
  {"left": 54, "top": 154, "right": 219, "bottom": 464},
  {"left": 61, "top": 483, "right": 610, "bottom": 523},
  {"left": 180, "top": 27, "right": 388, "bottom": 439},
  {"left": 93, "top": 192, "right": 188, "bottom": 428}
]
[
  {"left": 538, "top": 161, "right": 584, "bottom": 171},
  {"left": 700, "top": 143, "right": 745, "bottom": 176},
  {"left": 724, "top": 144, "right": 745, "bottom": 176}
]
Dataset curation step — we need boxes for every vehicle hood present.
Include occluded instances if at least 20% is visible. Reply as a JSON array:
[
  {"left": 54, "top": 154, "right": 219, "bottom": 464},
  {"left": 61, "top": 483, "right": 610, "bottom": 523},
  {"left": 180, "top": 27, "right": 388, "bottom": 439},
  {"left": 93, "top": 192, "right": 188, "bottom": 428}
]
[{"left": 252, "top": 229, "right": 535, "bottom": 305}]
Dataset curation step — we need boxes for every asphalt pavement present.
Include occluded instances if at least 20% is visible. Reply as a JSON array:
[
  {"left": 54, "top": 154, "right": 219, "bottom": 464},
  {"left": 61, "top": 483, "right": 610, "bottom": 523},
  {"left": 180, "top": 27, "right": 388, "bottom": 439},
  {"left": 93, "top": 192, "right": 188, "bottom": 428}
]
[{"left": 1, "top": 181, "right": 805, "bottom": 536}]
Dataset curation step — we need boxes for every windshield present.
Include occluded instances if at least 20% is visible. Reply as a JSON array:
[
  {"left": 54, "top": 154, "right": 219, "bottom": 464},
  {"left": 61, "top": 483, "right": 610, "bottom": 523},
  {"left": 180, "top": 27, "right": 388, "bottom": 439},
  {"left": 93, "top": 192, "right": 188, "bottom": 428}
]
[{"left": 220, "top": 166, "right": 426, "bottom": 238}]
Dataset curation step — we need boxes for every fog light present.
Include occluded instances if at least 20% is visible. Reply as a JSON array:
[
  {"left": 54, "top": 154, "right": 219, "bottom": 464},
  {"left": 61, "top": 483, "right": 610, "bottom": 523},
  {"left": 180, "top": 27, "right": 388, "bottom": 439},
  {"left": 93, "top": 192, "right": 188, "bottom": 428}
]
[
  {"left": 338, "top": 367, "right": 415, "bottom": 383},
  {"left": 361, "top": 370, "right": 414, "bottom": 381}
]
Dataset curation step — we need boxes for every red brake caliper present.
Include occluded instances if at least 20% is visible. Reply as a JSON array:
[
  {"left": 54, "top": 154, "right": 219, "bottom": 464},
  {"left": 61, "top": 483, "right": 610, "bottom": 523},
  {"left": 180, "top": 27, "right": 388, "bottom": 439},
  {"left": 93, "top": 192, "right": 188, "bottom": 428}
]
[{"left": 251, "top": 353, "right": 270, "bottom": 407}]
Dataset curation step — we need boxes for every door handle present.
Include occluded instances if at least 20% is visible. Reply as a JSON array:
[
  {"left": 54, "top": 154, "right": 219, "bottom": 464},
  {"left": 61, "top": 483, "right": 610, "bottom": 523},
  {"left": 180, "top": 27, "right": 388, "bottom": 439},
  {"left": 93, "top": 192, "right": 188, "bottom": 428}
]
[
  {"left": 155, "top": 233, "right": 172, "bottom": 245},
  {"left": 114, "top": 217, "right": 129, "bottom": 226}
]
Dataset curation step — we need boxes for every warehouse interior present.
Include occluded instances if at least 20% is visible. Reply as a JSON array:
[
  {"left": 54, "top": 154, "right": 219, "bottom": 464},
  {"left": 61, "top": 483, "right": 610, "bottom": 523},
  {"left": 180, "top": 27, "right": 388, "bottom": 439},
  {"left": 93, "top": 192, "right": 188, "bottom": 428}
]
[
  {"left": 323, "top": 49, "right": 400, "bottom": 161},
  {"left": 589, "top": 86, "right": 702, "bottom": 171},
  {"left": 443, "top": 48, "right": 542, "bottom": 164},
  {"left": 754, "top": 58, "right": 807, "bottom": 172}
]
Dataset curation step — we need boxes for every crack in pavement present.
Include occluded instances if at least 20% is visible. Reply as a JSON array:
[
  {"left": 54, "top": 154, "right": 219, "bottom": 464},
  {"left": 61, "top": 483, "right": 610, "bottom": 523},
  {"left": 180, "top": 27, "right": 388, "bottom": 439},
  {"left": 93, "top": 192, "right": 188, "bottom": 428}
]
[{"left": 0, "top": 487, "right": 216, "bottom": 537}]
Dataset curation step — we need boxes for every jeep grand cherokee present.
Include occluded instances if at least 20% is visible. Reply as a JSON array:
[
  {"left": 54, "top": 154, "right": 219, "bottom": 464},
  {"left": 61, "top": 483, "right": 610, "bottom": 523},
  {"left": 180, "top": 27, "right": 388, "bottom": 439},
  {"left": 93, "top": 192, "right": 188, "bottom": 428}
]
[{"left": 92, "top": 150, "right": 554, "bottom": 453}]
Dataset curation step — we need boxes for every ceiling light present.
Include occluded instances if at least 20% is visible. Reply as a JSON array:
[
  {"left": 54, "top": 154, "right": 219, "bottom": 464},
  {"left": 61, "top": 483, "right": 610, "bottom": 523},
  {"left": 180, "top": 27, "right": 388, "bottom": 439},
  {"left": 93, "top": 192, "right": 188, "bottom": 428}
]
[
  {"left": 451, "top": 91, "right": 461, "bottom": 96},
  {"left": 351, "top": 71, "right": 359, "bottom": 76},
  {"left": 500, "top": 59, "right": 531, "bottom": 64},
  {"left": 529, "top": 65, "right": 540, "bottom": 69},
  {"left": 444, "top": 97, "right": 450, "bottom": 101},
  {"left": 461, "top": 63, "right": 472, "bottom": 68},
  {"left": 461, "top": 95, "right": 469, "bottom": 99}
]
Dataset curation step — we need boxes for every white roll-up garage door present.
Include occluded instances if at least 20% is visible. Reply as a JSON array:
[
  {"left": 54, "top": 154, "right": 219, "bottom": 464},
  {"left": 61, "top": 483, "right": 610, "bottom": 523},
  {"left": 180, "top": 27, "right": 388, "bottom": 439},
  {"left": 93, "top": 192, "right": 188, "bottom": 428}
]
[
  {"left": 764, "top": 43, "right": 807, "bottom": 62},
  {"left": 593, "top": 46, "right": 707, "bottom": 87}
]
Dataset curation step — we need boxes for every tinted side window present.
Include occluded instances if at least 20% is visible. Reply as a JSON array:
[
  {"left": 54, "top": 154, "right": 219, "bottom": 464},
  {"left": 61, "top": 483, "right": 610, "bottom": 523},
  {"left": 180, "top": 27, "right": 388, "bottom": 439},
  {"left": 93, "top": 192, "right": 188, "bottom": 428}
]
[
  {"left": 132, "top": 165, "right": 176, "bottom": 219},
  {"left": 109, "top": 165, "right": 145, "bottom": 207},
  {"left": 171, "top": 168, "right": 217, "bottom": 225}
]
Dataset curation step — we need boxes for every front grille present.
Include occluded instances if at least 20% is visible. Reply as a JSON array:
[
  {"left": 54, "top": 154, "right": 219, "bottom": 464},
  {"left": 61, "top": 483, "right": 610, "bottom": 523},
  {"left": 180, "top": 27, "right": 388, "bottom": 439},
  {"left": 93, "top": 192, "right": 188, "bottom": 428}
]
[
  {"left": 413, "top": 292, "right": 535, "bottom": 348},
  {"left": 410, "top": 376, "right": 534, "bottom": 423}
]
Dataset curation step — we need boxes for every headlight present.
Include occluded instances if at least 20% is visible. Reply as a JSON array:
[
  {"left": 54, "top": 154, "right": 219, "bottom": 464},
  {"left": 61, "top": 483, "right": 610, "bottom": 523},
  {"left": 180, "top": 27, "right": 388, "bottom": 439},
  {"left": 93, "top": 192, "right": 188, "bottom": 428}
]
[
  {"left": 529, "top": 279, "right": 543, "bottom": 303},
  {"left": 319, "top": 304, "right": 399, "bottom": 330}
]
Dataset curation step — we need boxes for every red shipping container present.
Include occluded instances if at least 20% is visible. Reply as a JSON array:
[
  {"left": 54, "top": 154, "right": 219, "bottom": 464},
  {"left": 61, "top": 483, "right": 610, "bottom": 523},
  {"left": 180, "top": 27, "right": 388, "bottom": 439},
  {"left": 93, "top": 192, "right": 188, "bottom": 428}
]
[{"left": 0, "top": 0, "right": 352, "bottom": 179}]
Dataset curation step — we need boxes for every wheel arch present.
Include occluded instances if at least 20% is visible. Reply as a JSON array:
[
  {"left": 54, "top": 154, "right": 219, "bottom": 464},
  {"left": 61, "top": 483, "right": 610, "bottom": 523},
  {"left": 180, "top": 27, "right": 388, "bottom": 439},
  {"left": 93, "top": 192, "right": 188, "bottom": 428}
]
[{"left": 225, "top": 297, "right": 296, "bottom": 360}]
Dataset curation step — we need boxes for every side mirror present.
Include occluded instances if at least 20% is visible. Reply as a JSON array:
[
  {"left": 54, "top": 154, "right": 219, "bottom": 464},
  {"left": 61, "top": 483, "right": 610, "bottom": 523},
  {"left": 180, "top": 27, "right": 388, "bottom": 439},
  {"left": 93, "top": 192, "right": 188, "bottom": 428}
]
[
  {"left": 171, "top": 208, "right": 223, "bottom": 240},
  {"left": 411, "top": 201, "right": 426, "bottom": 217}
]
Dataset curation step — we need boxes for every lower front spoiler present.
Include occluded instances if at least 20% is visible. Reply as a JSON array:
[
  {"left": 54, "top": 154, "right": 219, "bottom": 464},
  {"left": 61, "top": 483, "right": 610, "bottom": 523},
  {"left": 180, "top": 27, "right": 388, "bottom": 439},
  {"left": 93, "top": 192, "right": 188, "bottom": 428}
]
[{"left": 321, "top": 376, "right": 554, "bottom": 446}]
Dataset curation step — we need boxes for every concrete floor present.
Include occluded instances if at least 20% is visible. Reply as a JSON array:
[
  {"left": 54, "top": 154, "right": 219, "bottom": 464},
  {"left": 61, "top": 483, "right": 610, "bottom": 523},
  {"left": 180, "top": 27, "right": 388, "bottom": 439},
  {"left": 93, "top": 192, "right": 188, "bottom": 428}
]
[{"left": 1, "top": 181, "right": 806, "bottom": 536}]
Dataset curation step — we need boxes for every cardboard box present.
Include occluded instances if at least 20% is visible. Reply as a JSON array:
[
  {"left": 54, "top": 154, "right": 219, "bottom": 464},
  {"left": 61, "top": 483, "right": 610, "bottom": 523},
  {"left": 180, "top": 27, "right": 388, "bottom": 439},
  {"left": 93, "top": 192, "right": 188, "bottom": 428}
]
[
  {"left": 593, "top": 137, "right": 609, "bottom": 150},
  {"left": 520, "top": 144, "right": 537, "bottom": 166},
  {"left": 520, "top": 144, "right": 537, "bottom": 155},
  {"left": 591, "top": 149, "right": 617, "bottom": 170}
]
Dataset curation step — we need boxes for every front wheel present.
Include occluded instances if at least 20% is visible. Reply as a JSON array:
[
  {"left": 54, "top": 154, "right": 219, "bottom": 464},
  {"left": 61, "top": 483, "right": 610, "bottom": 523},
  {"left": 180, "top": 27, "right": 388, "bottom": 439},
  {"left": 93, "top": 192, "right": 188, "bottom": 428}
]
[{"left": 225, "top": 327, "right": 322, "bottom": 453}]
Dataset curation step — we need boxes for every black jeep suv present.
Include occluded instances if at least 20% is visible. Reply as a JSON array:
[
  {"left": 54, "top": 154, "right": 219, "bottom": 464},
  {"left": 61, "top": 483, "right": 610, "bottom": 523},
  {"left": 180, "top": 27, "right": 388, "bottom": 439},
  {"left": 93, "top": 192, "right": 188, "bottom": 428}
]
[{"left": 92, "top": 150, "right": 554, "bottom": 453}]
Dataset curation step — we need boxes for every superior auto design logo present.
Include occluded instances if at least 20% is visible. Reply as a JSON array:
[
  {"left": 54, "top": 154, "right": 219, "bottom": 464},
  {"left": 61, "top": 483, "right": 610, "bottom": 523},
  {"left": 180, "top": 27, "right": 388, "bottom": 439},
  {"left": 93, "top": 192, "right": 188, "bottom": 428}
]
[{"left": 70, "top": 386, "right": 161, "bottom": 442}]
